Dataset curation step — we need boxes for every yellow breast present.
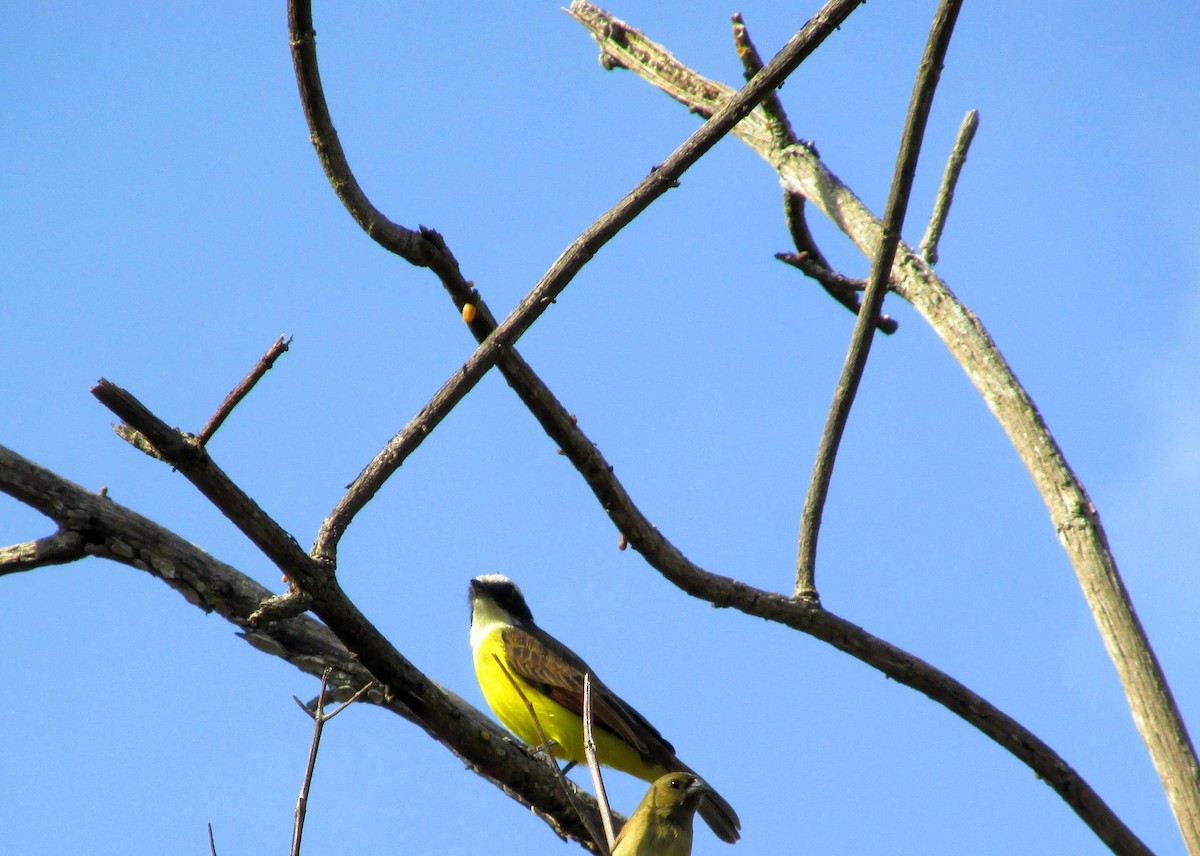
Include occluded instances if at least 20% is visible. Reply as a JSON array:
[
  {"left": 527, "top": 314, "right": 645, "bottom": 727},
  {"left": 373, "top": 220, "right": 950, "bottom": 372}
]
[{"left": 470, "top": 624, "right": 664, "bottom": 781}]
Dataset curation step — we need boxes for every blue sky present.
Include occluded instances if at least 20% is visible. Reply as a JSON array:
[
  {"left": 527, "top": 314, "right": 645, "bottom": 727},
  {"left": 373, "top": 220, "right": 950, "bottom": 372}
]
[{"left": 2, "top": 2, "right": 1198, "bottom": 854}]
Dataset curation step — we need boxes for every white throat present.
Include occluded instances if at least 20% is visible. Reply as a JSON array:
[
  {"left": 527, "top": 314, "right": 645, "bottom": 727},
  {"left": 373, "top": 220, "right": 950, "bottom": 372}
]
[{"left": 469, "top": 597, "right": 510, "bottom": 650}]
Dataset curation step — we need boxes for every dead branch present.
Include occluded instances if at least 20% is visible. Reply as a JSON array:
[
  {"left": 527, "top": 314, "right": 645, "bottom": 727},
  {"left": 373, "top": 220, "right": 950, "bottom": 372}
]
[
  {"left": 291, "top": 672, "right": 375, "bottom": 856},
  {"left": 293, "top": 0, "right": 867, "bottom": 570},
  {"left": 570, "top": 3, "right": 1199, "bottom": 850},
  {"left": 797, "top": 0, "right": 964, "bottom": 599},
  {"left": 782, "top": 194, "right": 900, "bottom": 334},
  {"left": 729, "top": 12, "right": 895, "bottom": 335},
  {"left": 1, "top": 3, "right": 1188, "bottom": 853},
  {"left": 196, "top": 335, "right": 292, "bottom": 446},
  {"left": 0, "top": 528, "right": 85, "bottom": 574},
  {"left": 0, "top": 442, "right": 602, "bottom": 847},
  {"left": 920, "top": 109, "right": 980, "bottom": 264}
]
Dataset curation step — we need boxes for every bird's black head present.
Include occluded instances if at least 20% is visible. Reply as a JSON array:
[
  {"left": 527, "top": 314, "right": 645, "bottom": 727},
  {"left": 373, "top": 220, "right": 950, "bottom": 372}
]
[{"left": 469, "top": 574, "right": 535, "bottom": 624}]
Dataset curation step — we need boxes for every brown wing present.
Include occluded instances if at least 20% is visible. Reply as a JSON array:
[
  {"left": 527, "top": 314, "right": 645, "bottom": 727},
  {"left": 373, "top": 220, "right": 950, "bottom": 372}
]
[
  {"left": 500, "top": 624, "right": 677, "bottom": 764},
  {"left": 502, "top": 625, "right": 741, "bottom": 843}
]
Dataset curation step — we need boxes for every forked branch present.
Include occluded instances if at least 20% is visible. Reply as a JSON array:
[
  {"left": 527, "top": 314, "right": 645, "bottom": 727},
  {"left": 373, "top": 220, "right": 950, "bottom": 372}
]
[
  {"left": 293, "top": 0, "right": 867, "bottom": 568},
  {"left": 84, "top": 377, "right": 607, "bottom": 845},
  {"left": 797, "top": 0, "right": 963, "bottom": 598},
  {"left": 570, "top": 2, "right": 1200, "bottom": 850},
  {"left": 284, "top": 0, "right": 1160, "bottom": 849}
]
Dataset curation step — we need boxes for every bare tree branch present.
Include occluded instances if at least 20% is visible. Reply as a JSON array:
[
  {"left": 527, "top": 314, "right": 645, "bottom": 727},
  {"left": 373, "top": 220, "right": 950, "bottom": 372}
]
[
  {"left": 0, "top": 528, "right": 85, "bottom": 574},
  {"left": 775, "top": 249, "right": 900, "bottom": 334},
  {"left": 197, "top": 335, "right": 292, "bottom": 446},
  {"left": 783, "top": 194, "right": 901, "bottom": 334},
  {"left": 290, "top": 671, "right": 374, "bottom": 856},
  {"left": 730, "top": 13, "right": 800, "bottom": 154},
  {"left": 583, "top": 673, "right": 616, "bottom": 854},
  {"left": 920, "top": 109, "right": 980, "bottom": 265},
  {"left": 0, "top": 442, "right": 610, "bottom": 848},
  {"left": 286, "top": 6, "right": 435, "bottom": 267},
  {"left": 2, "top": 3, "right": 1188, "bottom": 853},
  {"left": 293, "top": 0, "right": 867, "bottom": 570},
  {"left": 728, "top": 12, "right": 896, "bottom": 336},
  {"left": 570, "top": 4, "right": 1200, "bottom": 851},
  {"left": 797, "top": 0, "right": 963, "bottom": 598},
  {"left": 291, "top": 670, "right": 330, "bottom": 856}
]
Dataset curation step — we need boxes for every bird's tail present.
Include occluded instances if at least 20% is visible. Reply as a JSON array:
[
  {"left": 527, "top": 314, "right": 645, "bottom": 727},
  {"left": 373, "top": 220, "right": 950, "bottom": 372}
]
[
  {"left": 670, "top": 761, "right": 740, "bottom": 843},
  {"left": 697, "top": 786, "right": 741, "bottom": 844}
]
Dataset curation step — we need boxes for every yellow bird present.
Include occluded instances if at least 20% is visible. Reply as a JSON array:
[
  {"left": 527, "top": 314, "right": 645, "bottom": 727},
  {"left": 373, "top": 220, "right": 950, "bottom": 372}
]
[
  {"left": 612, "top": 773, "right": 711, "bottom": 856},
  {"left": 468, "top": 574, "right": 740, "bottom": 844}
]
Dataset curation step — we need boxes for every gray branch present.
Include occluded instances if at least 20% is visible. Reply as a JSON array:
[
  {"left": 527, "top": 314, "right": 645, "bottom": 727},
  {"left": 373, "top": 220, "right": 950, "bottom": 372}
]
[{"left": 568, "top": 3, "right": 1200, "bottom": 850}]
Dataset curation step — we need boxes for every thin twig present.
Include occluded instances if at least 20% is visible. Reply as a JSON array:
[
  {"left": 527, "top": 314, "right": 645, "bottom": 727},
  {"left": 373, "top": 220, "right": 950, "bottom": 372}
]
[
  {"left": 291, "top": 672, "right": 376, "bottom": 856},
  {"left": 776, "top": 250, "right": 898, "bottom": 335},
  {"left": 208, "top": 823, "right": 217, "bottom": 856},
  {"left": 583, "top": 673, "right": 615, "bottom": 853},
  {"left": 919, "top": 109, "right": 979, "bottom": 264},
  {"left": 291, "top": 669, "right": 332, "bottom": 856},
  {"left": 324, "top": 679, "right": 378, "bottom": 721},
  {"left": 732, "top": 8, "right": 862, "bottom": 334},
  {"left": 731, "top": 13, "right": 799, "bottom": 149},
  {"left": 781, "top": 156, "right": 832, "bottom": 268},
  {"left": 196, "top": 335, "right": 292, "bottom": 446},
  {"left": 795, "top": 0, "right": 964, "bottom": 599},
  {"left": 493, "top": 655, "right": 608, "bottom": 852},
  {"left": 302, "top": 0, "right": 866, "bottom": 564}
]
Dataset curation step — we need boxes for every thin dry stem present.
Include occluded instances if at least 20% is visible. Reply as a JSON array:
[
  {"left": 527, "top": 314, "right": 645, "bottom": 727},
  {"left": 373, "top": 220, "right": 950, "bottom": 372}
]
[
  {"left": 291, "top": 669, "right": 332, "bottom": 856},
  {"left": 583, "top": 673, "right": 615, "bottom": 853},
  {"left": 783, "top": 187, "right": 899, "bottom": 334},
  {"left": 919, "top": 109, "right": 979, "bottom": 264},
  {"left": 197, "top": 335, "right": 292, "bottom": 446},
  {"left": 731, "top": 10, "right": 881, "bottom": 337},
  {"left": 796, "top": 0, "right": 964, "bottom": 598},
  {"left": 775, "top": 250, "right": 898, "bottom": 333}
]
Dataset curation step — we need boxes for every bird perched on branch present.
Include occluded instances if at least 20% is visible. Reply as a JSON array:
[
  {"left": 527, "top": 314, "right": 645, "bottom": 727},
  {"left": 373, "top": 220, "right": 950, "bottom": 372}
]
[
  {"left": 612, "top": 772, "right": 711, "bottom": 856},
  {"left": 468, "top": 574, "right": 740, "bottom": 844}
]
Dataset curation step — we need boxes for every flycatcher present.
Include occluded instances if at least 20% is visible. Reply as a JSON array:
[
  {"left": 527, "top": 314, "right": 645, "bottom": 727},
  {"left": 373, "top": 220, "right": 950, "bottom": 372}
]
[{"left": 468, "top": 574, "right": 740, "bottom": 843}]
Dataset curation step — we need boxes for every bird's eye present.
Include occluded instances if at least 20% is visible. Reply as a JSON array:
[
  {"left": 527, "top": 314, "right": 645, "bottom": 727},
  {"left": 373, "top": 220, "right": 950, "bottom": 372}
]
[{"left": 670, "top": 777, "right": 685, "bottom": 790}]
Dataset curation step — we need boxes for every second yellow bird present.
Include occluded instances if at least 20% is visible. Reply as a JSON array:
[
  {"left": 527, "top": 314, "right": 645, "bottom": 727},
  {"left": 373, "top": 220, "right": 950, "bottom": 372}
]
[{"left": 612, "top": 772, "right": 711, "bottom": 856}]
